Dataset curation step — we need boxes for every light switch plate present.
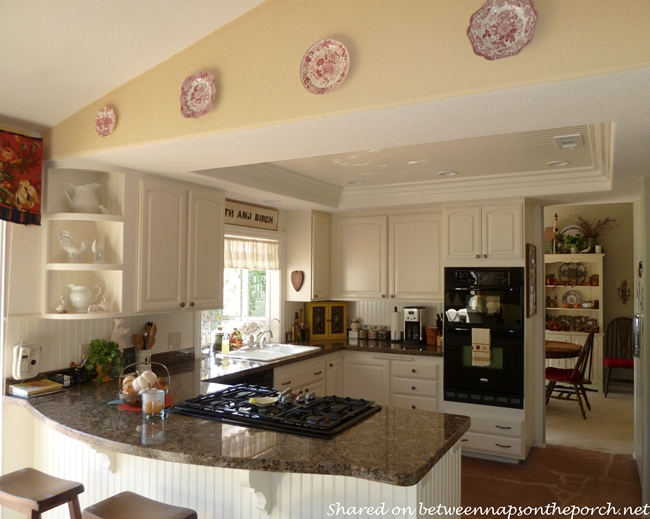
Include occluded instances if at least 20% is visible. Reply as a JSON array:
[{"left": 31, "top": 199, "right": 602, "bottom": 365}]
[{"left": 169, "top": 331, "right": 181, "bottom": 350}]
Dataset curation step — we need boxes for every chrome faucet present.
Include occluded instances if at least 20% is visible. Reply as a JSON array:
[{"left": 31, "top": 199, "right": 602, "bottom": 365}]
[{"left": 251, "top": 318, "right": 280, "bottom": 347}]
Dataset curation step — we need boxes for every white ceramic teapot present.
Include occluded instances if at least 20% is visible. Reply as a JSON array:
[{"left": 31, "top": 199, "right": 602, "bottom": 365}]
[
  {"left": 63, "top": 182, "right": 101, "bottom": 213},
  {"left": 66, "top": 284, "right": 101, "bottom": 313}
]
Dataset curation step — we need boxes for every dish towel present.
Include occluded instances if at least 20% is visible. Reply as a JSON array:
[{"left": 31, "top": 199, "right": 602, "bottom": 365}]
[{"left": 472, "top": 328, "right": 491, "bottom": 367}]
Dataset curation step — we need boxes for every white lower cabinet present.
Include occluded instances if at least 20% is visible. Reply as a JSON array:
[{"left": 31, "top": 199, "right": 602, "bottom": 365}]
[
  {"left": 273, "top": 355, "right": 328, "bottom": 397},
  {"left": 445, "top": 402, "right": 526, "bottom": 460},
  {"left": 343, "top": 351, "right": 442, "bottom": 410},
  {"left": 344, "top": 354, "right": 390, "bottom": 406},
  {"left": 326, "top": 354, "right": 344, "bottom": 396}
]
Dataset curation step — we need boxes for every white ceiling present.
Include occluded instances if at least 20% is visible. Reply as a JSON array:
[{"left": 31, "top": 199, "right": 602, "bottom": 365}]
[{"left": 2, "top": 2, "right": 649, "bottom": 211}]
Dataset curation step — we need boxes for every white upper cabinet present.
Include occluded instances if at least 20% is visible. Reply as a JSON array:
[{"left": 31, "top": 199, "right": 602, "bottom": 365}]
[
  {"left": 333, "top": 214, "right": 388, "bottom": 299},
  {"left": 445, "top": 203, "right": 523, "bottom": 264},
  {"left": 389, "top": 212, "right": 443, "bottom": 300},
  {"left": 138, "top": 177, "right": 224, "bottom": 312},
  {"left": 333, "top": 210, "right": 443, "bottom": 301},
  {"left": 284, "top": 210, "right": 331, "bottom": 301}
]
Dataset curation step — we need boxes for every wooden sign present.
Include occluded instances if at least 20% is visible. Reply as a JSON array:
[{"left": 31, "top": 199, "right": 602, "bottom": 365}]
[{"left": 225, "top": 199, "right": 279, "bottom": 231}]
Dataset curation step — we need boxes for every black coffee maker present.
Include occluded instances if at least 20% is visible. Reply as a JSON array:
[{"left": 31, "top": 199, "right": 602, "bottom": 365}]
[{"left": 403, "top": 307, "right": 426, "bottom": 344}]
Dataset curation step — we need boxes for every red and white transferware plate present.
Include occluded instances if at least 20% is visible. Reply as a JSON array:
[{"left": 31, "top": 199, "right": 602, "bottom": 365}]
[
  {"left": 467, "top": 0, "right": 538, "bottom": 60},
  {"left": 300, "top": 39, "right": 349, "bottom": 95},
  {"left": 95, "top": 106, "right": 116, "bottom": 137},
  {"left": 180, "top": 71, "right": 216, "bottom": 119}
]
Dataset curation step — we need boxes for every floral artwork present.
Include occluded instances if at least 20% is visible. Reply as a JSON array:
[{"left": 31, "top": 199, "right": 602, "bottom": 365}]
[{"left": 0, "top": 130, "right": 42, "bottom": 225}]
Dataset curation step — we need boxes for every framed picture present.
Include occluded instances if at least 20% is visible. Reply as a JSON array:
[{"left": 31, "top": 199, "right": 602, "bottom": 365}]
[{"left": 526, "top": 243, "right": 537, "bottom": 317}]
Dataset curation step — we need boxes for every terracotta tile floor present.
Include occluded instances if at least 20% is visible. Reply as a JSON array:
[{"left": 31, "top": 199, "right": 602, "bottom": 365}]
[{"left": 461, "top": 445, "right": 642, "bottom": 518}]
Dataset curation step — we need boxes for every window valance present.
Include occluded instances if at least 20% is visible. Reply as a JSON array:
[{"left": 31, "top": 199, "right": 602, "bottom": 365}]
[{"left": 224, "top": 235, "right": 279, "bottom": 270}]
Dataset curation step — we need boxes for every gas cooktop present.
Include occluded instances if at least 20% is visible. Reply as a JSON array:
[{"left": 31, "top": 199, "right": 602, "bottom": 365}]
[{"left": 168, "top": 384, "right": 381, "bottom": 439}]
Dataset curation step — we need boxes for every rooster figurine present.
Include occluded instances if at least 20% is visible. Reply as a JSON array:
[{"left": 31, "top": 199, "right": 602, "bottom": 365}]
[{"left": 58, "top": 231, "right": 87, "bottom": 263}]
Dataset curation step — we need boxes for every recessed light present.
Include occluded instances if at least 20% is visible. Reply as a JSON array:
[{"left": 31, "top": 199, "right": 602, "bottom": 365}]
[
  {"left": 547, "top": 161, "right": 571, "bottom": 167},
  {"left": 263, "top": 200, "right": 282, "bottom": 204},
  {"left": 437, "top": 171, "right": 458, "bottom": 177},
  {"left": 347, "top": 180, "right": 365, "bottom": 185}
]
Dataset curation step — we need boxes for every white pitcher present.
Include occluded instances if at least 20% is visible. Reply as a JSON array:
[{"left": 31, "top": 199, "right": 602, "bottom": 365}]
[
  {"left": 67, "top": 284, "right": 101, "bottom": 313},
  {"left": 63, "top": 182, "right": 101, "bottom": 213}
]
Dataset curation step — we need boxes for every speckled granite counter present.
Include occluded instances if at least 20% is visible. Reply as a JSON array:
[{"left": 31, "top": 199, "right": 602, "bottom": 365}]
[
  {"left": 202, "top": 338, "right": 442, "bottom": 384},
  {"left": 5, "top": 352, "right": 468, "bottom": 487}
]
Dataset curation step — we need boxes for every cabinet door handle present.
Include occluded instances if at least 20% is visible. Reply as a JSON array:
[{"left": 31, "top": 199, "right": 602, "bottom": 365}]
[
  {"left": 390, "top": 295, "right": 394, "bottom": 298},
  {"left": 476, "top": 254, "right": 480, "bottom": 259},
  {"left": 381, "top": 295, "right": 386, "bottom": 298},
  {"left": 189, "top": 301, "right": 195, "bottom": 307},
  {"left": 411, "top": 368, "right": 416, "bottom": 373},
  {"left": 483, "top": 254, "right": 488, "bottom": 259},
  {"left": 411, "top": 405, "right": 416, "bottom": 410},
  {"left": 282, "top": 381, "right": 291, "bottom": 386},
  {"left": 180, "top": 302, "right": 186, "bottom": 308},
  {"left": 411, "top": 386, "right": 416, "bottom": 390},
  {"left": 329, "top": 363, "right": 333, "bottom": 367},
  {"left": 314, "top": 371, "right": 322, "bottom": 375},
  {"left": 314, "top": 294, "right": 318, "bottom": 298},
  {"left": 495, "top": 425, "right": 512, "bottom": 430}
]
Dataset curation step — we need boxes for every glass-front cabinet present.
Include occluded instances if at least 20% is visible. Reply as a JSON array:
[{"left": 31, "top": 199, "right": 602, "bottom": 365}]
[{"left": 306, "top": 301, "right": 348, "bottom": 340}]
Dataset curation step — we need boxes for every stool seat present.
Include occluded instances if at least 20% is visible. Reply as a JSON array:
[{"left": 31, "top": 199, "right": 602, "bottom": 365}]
[
  {"left": 0, "top": 467, "right": 84, "bottom": 518},
  {"left": 83, "top": 491, "right": 197, "bottom": 519}
]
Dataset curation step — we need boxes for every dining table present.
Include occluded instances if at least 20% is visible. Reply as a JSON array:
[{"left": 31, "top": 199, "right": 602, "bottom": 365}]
[{"left": 545, "top": 340, "right": 582, "bottom": 359}]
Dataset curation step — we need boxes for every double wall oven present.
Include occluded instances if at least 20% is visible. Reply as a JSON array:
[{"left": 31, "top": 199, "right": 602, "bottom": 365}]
[{"left": 443, "top": 267, "right": 525, "bottom": 409}]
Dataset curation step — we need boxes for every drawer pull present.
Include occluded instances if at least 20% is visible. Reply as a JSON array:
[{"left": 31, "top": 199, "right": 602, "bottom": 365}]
[
  {"left": 411, "top": 368, "right": 416, "bottom": 373},
  {"left": 282, "top": 381, "right": 291, "bottom": 386},
  {"left": 314, "top": 371, "right": 322, "bottom": 375},
  {"left": 495, "top": 444, "right": 512, "bottom": 449},
  {"left": 461, "top": 438, "right": 469, "bottom": 442},
  {"left": 411, "top": 386, "right": 416, "bottom": 390},
  {"left": 495, "top": 425, "right": 512, "bottom": 430},
  {"left": 411, "top": 405, "right": 416, "bottom": 410}
]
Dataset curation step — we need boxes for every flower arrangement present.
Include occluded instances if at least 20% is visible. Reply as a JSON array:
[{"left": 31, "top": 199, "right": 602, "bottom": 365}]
[
  {"left": 570, "top": 215, "right": 617, "bottom": 238},
  {"left": 563, "top": 233, "right": 587, "bottom": 251}
]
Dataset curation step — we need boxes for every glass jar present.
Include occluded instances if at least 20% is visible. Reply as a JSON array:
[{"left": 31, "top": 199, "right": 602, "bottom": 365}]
[
  {"left": 377, "top": 328, "right": 389, "bottom": 341},
  {"left": 359, "top": 326, "right": 368, "bottom": 339},
  {"left": 368, "top": 326, "right": 378, "bottom": 340}
]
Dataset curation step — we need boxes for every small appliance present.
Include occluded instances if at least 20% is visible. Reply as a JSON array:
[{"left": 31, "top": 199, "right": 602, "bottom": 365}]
[{"left": 403, "top": 307, "right": 426, "bottom": 344}]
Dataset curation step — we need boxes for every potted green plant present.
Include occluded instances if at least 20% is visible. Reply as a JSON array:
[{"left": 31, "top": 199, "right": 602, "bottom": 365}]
[
  {"left": 563, "top": 233, "right": 587, "bottom": 254},
  {"left": 85, "top": 338, "right": 124, "bottom": 384}
]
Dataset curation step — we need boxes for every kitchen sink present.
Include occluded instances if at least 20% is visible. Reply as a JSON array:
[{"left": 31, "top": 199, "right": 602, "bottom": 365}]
[{"left": 220, "top": 344, "right": 320, "bottom": 362}]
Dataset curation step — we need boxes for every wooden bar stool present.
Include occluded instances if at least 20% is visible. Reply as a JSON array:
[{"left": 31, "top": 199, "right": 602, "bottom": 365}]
[
  {"left": 0, "top": 467, "right": 84, "bottom": 518},
  {"left": 83, "top": 491, "right": 197, "bottom": 519}
]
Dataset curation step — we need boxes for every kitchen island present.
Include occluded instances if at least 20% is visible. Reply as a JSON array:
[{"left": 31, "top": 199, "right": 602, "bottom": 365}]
[{"left": 3, "top": 351, "right": 467, "bottom": 519}]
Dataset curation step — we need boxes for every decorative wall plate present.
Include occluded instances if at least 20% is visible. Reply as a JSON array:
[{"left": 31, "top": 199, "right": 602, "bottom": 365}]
[
  {"left": 557, "top": 262, "right": 588, "bottom": 283},
  {"left": 95, "top": 107, "right": 116, "bottom": 137},
  {"left": 180, "top": 71, "right": 216, "bottom": 119},
  {"left": 300, "top": 39, "right": 349, "bottom": 95},
  {"left": 562, "top": 290, "right": 581, "bottom": 306},
  {"left": 467, "top": 0, "right": 538, "bottom": 60}
]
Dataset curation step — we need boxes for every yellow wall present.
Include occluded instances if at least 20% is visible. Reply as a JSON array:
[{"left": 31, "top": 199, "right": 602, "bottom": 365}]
[{"left": 46, "top": 0, "right": 650, "bottom": 160}]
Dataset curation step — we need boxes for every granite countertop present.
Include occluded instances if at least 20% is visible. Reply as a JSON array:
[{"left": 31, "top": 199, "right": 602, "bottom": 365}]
[
  {"left": 5, "top": 350, "right": 469, "bottom": 487},
  {"left": 203, "top": 339, "right": 442, "bottom": 383}
]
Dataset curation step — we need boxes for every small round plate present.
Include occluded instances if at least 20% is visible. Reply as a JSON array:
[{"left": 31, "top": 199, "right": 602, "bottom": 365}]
[
  {"left": 562, "top": 290, "right": 582, "bottom": 306},
  {"left": 180, "top": 71, "right": 216, "bottom": 119},
  {"left": 467, "top": 0, "right": 538, "bottom": 60},
  {"left": 300, "top": 39, "right": 349, "bottom": 95},
  {"left": 95, "top": 106, "right": 116, "bottom": 137}
]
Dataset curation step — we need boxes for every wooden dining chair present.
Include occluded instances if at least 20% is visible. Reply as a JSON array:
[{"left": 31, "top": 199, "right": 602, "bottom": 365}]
[
  {"left": 545, "top": 328, "right": 595, "bottom": 419},
  {"left": 603, "top": 317, "right": 634, "bottom": 397}
]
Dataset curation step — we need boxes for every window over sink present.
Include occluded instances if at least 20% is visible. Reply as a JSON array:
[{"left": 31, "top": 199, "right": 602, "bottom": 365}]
[{"left": 201, "top": 232, "right": 281, "bottom": 347}]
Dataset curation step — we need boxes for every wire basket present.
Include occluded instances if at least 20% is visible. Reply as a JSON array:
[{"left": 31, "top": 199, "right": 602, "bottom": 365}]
[{"left": 118, "top": 361, "right": 170, "bottom": 407}]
